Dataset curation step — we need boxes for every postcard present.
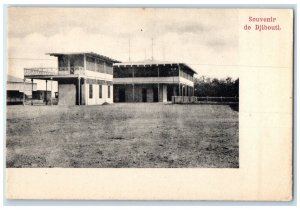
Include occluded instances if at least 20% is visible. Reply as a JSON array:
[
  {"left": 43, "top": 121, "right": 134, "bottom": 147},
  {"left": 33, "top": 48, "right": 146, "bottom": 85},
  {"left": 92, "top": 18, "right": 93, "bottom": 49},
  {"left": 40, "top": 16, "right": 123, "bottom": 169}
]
[{"left": 5, "top": 7, "right": 293, "bottom": 200}]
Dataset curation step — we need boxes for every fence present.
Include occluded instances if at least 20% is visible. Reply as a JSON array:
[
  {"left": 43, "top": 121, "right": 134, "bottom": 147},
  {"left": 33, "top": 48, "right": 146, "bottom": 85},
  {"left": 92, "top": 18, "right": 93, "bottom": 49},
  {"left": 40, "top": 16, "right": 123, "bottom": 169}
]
[{"left": 172, "top": 96, "right": 239, "bottom": 104}]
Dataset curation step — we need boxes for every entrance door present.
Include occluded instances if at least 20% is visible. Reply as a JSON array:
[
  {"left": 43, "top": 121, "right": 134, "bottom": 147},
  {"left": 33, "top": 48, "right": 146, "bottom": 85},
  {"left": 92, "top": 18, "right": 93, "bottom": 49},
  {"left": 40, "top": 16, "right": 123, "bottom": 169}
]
[
  {"left": 142, "top": 88, "right": 147, "bottom": 102},
  {"left": 153, "top": 87, "right": 158, "bottom": 102},
  {"left": 167, "top": 85, "right": 173, "bottom": 101},
  {"left": 119, "top": 88, "right": 125, "bottom": 102}
]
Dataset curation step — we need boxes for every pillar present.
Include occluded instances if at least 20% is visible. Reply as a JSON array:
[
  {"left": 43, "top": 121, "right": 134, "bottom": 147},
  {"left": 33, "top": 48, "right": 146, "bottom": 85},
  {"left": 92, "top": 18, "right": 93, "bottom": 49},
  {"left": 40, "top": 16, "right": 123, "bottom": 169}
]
[
  {"left": 84, "top": 78, "right": 87, "bottom": 105},
  {"left": 78, "top": 77, "right": 81, "bottom": 105},
  {"left": 23, "top": 79, "right": 26, "bottom": 106},
  {"left": 45, "top": 80, "right": 48, "bottom": 105},
  {"left": 50, "top": 77, "right": 53, "bottom": 105},
  {"left": 158, "top": 66, "right": 160, "bottom": 102}
]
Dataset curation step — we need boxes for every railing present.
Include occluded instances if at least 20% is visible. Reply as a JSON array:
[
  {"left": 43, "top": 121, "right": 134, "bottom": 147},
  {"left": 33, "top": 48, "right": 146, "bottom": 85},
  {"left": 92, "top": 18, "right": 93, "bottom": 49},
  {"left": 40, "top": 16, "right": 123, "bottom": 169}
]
[
  {"left": 24, "top": 67, "right": 85, "bottom": 76},
  {"left": 172, "top": 96, "right": 239, "bottom": 104}
]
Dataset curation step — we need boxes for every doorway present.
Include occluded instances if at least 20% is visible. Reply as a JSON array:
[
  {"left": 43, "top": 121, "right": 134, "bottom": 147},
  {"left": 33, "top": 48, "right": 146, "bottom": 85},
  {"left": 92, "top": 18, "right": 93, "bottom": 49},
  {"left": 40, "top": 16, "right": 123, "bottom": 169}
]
[
  {"left": 142, "top": 88, "right": 147, "bottom": 102},
  {"left": 119, "top": 88, "right": 125, "bottom": 102}
]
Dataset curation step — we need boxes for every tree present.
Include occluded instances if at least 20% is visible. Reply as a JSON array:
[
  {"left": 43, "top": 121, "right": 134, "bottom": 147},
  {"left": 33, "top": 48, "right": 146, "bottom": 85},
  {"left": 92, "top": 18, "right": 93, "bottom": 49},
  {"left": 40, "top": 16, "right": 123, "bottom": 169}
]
[{"left": 194, "top": 76, "right": 239, "bottom": 97}]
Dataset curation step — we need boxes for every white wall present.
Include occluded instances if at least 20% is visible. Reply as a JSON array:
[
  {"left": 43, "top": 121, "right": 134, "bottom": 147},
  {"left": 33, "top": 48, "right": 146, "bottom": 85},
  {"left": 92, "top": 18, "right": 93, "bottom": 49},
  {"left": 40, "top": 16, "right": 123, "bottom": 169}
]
[{"left": 83, "top": 84, "right": 113, "bottom": 105}]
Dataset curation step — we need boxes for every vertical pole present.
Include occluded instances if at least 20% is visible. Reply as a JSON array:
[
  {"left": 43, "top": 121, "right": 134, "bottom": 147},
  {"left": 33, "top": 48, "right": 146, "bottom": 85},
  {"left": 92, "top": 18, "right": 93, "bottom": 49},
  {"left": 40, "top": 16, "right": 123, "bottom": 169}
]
[
  {"left": 45, "top": 80, "right": 48, "bottom": 105},
  {"left": 23, "top": 79, "right": 26, "bottom": 106},
  {"left": 78, "top": 77, "right": 81, "bottom": 105},
  {"left": 83, "top": 54, "right": 87, "bottom": 71},
  {"left": 132, "top": 66, "right": 135, "bottom": 102},
  {"left": 50, "top": 77, "right": 53, "bottom": 105},
  {"left": 84, "top": 78, "right": 87, "bottom": 105},
  {"left": 157, "top": 66, "right": 160, "bottom": 102},
  {"left": 178, "top": 64, "right": 181, "bottom": 98},
  {"left": 31, "top": 79, "right": 34, "bottom": 105}
]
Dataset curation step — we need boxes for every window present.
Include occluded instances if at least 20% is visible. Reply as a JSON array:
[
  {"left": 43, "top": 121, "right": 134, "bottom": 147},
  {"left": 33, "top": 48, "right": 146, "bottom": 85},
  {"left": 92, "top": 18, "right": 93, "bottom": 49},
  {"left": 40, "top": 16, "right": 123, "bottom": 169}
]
[
  {"left": 89, "top": 84, "right": 93, "bottom": 98},
  {"left": 108, "top": 85, "right": 111, "bottom": 98},
  {"left": 99, "top": 85, "right": 102, "bottom": 98}
]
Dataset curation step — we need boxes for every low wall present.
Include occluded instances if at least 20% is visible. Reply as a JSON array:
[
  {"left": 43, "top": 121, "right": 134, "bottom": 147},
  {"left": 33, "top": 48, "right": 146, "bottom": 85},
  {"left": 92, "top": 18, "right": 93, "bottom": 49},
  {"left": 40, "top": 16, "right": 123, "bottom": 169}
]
[{"left": 172, "top": 96, "right": 239, "bottom": 105}]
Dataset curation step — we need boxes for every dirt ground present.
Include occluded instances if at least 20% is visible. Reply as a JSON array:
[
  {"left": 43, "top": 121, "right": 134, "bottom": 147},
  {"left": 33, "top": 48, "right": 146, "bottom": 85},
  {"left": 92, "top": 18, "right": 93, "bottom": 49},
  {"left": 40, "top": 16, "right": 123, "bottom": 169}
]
[{"left": 6, "top": 103, "right": 239, "bottom": 168}]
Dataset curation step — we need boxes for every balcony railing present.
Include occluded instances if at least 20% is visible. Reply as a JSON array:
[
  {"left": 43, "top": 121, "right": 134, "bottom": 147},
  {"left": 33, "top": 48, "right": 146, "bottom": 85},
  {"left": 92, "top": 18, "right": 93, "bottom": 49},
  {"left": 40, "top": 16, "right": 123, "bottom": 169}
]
[{"left": 24, "top": 67, "right": 85, "bottom": 77}]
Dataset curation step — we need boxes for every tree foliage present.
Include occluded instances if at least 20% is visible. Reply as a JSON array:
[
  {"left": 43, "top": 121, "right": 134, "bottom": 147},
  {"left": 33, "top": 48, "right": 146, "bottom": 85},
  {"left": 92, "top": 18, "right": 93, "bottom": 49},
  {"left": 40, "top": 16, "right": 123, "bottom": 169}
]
[{"left": 194, "top": 76, "right": 239, "bottom": 97}]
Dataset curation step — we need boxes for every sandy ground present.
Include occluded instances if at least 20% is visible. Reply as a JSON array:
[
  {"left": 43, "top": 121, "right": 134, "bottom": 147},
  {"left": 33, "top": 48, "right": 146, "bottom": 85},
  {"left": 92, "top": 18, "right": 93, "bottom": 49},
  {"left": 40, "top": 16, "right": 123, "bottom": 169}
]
[{"left": 6, "top": 103, "right": 239, "bottom": 168}]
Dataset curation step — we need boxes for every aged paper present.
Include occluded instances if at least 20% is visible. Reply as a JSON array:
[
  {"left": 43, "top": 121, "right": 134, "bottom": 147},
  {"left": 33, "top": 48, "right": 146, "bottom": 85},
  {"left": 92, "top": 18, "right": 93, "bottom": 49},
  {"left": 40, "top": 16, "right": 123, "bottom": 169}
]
[{"left": 5, "top": 8, "right": 293, "bottom": 200}]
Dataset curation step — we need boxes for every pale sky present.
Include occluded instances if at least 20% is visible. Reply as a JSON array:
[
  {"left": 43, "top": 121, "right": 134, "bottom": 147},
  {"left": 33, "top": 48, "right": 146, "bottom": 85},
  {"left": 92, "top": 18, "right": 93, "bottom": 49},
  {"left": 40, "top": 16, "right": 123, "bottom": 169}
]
[{"left": 7, "top": 8, "right": 239, "bottom": 81}]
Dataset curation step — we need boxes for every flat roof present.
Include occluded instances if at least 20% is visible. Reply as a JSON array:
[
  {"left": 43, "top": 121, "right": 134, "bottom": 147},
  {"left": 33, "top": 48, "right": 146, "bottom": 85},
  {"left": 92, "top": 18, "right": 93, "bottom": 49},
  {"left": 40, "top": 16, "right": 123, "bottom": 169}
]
[
  {"left": 47, "top": 52, "right": 121, "bottom": 64},
  {"left": 113, "top": 60, "right": 197, "bottom": 74},
  {"left": 7, "top": 75, "right": 32, "bottom": 83}
]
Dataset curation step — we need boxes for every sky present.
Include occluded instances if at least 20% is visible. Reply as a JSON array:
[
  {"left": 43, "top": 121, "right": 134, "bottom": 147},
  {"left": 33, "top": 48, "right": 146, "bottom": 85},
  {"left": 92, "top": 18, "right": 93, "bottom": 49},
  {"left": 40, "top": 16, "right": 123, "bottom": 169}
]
[{"left": 7, "top": 8, "right": 240, "bottom": 81}]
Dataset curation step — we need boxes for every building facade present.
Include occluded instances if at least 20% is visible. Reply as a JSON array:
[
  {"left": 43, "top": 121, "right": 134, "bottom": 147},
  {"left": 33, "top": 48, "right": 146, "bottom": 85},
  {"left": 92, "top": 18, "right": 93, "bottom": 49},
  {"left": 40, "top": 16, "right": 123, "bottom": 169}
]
[
  {"left": 6, "top": 75, "right": 37, "bottom": 105},
  {"left": 113, "top": 60, "right": 196, "bottom": 103},
  {"left": 24, "top": 52, "right": 120, "bottom": 105}
]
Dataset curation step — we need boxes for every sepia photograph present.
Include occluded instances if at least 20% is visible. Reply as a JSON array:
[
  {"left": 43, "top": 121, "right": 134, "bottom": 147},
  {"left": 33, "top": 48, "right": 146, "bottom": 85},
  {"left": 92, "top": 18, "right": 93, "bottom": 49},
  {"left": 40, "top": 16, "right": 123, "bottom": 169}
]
[
  {"left": 6, "top": 8, "right": 239, "bottom": 168},
  {"left": 4, "top": 5, "right": 294, "bottom": 201}
]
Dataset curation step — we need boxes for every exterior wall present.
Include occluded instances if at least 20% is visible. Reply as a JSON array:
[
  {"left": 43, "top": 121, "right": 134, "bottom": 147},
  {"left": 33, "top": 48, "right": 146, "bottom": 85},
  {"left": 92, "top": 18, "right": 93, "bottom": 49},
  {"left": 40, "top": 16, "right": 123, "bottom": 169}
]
[
  {"left": 58, "top": 84, "right": 76, "bottom": 105},
  {"left": 114, "top": 84, "right": 175, "bottom": 103},
  {"left": 85, "top": 70, "right": 113, "bottom": 81},
  {"left": 84, "top": 83, "right": 113, "bottom": 105},
  {"left": 179, "top": 77, "right": 194, "bottom": 87}
]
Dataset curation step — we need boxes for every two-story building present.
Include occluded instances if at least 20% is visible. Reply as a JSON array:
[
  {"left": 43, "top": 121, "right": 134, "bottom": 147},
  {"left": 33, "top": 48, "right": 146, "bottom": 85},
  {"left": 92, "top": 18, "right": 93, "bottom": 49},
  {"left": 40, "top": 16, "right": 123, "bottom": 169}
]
[
  {"left": 24, "top": 52, "right": 120, "bottom": 105},
  {"left": 113, "top": 60, "right": 196, "bottom": 103}
]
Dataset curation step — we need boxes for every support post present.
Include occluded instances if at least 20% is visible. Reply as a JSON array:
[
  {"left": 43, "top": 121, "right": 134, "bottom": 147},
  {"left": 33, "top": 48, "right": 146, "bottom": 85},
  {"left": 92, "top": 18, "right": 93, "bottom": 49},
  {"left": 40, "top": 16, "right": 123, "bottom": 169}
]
[
  {"left": 158, "top": 66, "right": 160, "bottom": 102},
  {"left": 78, "top": 77, "right": 81, "bottom": 105},
  {"left": 45, "top": 80, "right": 48, "bottom": 105},
  {"left": 132, "top": 67, "right": 135, "bottom": 102},
  {"left": 83, "top": 54, "right": 87, "bottom": 71},
  {"left": 84, "top": 78, "right": 87, "bottom": 105},
  {"left": 23, "top": 79, "right": 26, "bottom": 106},
  {"left": 31, "top": 79, "right": 34, "bottom": 105},
  {"left": 50, "top": 77, "right": 53, "bottom": 105}
]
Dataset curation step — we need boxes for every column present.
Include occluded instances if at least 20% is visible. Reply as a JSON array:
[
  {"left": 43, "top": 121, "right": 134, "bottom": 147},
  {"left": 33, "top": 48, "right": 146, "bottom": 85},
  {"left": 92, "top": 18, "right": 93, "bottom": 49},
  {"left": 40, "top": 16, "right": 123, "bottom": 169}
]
[
  {"left": 158, "top": 66, "right": 160, "bottom": 102},
  {"left": 84, "top": 78, "right": 87, "bottom": 105},
  {"left": 50, "top": 77, "right": 53, "bottom": 105},
  {"left": 45, "top": 80, "right": 48, "bottom": 105},
  {"left": 31, "top": 79, "right": 34, "bottom": 105},
  {"left": 132, "top": 67, "right": 135, "bottom": 102},
  {"left": 78, "top": 77, "right": 81, "bottom": 105},
  {"left": 23, "top": 79, "right": 26, "bottom": 106}
]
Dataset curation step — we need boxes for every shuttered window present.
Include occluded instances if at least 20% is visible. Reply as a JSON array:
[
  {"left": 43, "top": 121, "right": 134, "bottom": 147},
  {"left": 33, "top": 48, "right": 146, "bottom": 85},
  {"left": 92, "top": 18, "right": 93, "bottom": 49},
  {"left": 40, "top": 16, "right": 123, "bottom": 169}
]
[
  {"left": 99, "top": 85, "right": 102, "bottom": 98},
  {"left": 108, "top": 85, "right": 111, "bottom": 98},
  {"left": 89, "top": 84, "right": 93, "bottom": 98}
]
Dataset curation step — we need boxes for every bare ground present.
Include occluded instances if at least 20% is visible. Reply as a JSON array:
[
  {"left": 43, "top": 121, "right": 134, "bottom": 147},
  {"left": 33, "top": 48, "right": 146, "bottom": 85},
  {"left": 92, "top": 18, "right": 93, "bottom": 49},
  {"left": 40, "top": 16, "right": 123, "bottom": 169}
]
[{"left": 6, "top": 103, "right": 239, "bottom": 168}]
